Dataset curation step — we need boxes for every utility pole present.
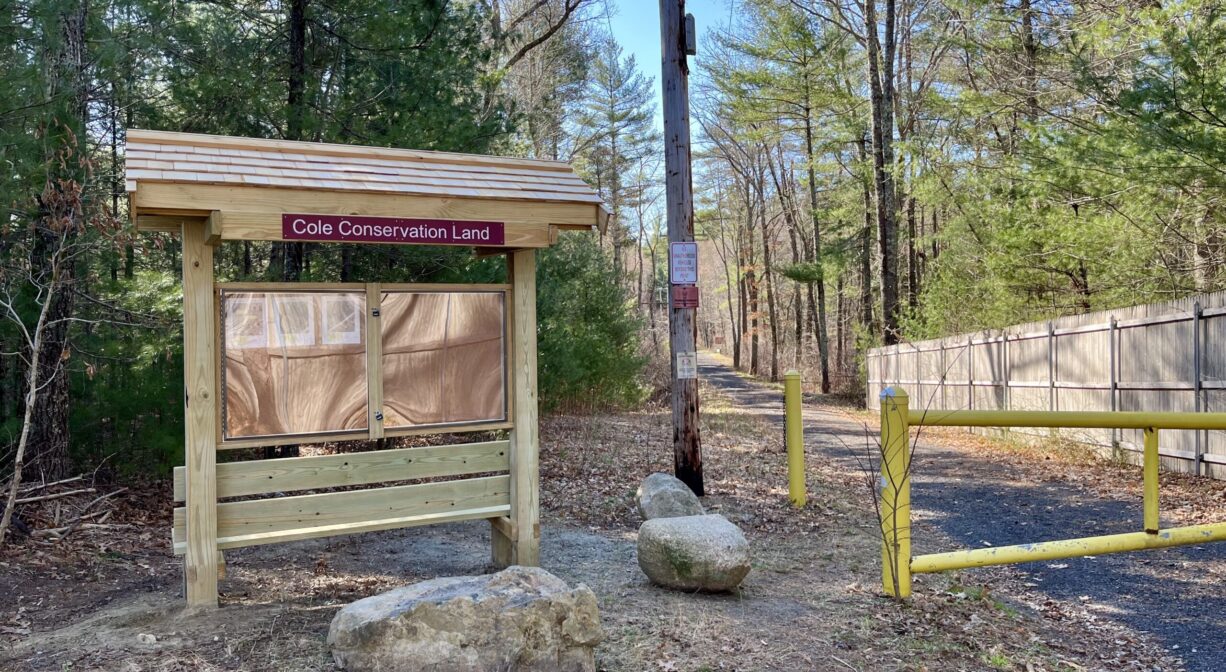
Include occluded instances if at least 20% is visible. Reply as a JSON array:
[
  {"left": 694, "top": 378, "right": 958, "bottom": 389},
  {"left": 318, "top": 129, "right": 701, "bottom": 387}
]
[{"left": 660, "top": 0, "right": 702, "bottom": 495}]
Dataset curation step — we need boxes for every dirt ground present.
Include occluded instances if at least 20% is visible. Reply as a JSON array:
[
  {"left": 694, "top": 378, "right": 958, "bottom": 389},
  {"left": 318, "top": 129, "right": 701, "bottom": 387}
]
[{"left": 0, "top": 368, "right": 1194, "bottom": 671}]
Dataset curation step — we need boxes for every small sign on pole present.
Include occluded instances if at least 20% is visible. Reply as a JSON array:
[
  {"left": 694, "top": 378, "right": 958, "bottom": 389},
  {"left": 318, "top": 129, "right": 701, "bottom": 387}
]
[
  {"left": 676, "top": 352, "right": 698, "bottom": 379},
  {"left": 670, "top": 241, "right": 698, "bottom": 284},
  {"left": 672, "top": 285, "right": 699, "bottom": 309}
]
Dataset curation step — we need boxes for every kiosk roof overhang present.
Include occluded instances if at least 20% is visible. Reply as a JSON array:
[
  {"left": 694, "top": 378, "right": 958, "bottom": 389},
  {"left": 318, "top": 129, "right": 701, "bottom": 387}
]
[{"left": 126, "top": 130, "right": 609, "bottom": 247}]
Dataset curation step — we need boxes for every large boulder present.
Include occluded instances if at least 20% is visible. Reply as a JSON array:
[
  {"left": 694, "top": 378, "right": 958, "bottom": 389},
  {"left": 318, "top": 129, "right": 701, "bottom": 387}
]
[
  {"left": 636, "top": 514, "right": 751, "bottom": 592},
  {"left": 327, "top": 566, "right": 602, "bottom": 672},
  {"left": 635, "top": 472, "right": 704, "bottom": 520}
]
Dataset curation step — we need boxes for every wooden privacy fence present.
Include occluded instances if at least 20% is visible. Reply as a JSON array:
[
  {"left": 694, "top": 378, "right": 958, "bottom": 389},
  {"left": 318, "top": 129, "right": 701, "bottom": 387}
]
[{"left": 866, "top": 290, "right": 1226, "bottom": 480}]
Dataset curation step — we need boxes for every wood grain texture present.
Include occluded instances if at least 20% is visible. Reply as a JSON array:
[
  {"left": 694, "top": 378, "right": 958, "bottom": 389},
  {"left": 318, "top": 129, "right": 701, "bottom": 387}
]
[
  {"left": 174, "top": 504, "right": 510, "bottom": 553},
  {"left": 133, "top": 183, "right": 600, "bottom": 230},
  {"left": 181, "top": 222, "right": 219, "bottom": 607},
  {"left": 367, "top": 283, "right": 384, "bottom": 440},
  {"left": 128, "top": 129, "right": 573, "bottom": 172},
  {"left": 210, "top": 211, "right": 553, "bottom": 247},
  {"left": 172, "top": 474, "right": 510, "bottom": 549},
  {"left": 661, "top": 0, "right": 704, "bottom": 496},
  {"left": 173, "top": 440, "right": 509, "bottom": 501},
  {"left": 124, "top": 130, "right": 609, "bottom": 220},
  {"left": 507, "top": 250, "right": 540, "bottom": 566},
  {"left": 136, "top": 214, "right": 206, "bottom": 232}
]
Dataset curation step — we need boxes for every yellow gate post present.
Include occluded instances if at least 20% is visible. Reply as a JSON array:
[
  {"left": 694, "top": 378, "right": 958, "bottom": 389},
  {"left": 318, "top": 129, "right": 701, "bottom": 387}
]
[
  {"left": 784, "top": 370, "right": 805, "bottom": 507},
  {"left": 1143, "top": 428, "right": 1159, "bottom": 534},
  {"left": 880, "top": 387, "right": 911, "bottom": 598}
]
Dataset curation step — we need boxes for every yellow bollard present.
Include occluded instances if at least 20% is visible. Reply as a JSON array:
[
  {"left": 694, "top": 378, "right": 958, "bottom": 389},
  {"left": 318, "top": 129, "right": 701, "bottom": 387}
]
[
  {"left": 880, "top": 387, "right": 911, "bottom": 598},
  {"left": 1143, "top": 428, "right": 1159, "bottom": 534},
  {"left": 784, "top": 370, "right": 805, "bottom": 508}
]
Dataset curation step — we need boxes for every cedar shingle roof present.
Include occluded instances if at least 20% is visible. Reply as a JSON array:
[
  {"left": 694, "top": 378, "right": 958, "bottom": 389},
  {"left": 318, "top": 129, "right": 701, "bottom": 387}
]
[{"left": 125, "top": 130, "right": 608, "bottom": 213}]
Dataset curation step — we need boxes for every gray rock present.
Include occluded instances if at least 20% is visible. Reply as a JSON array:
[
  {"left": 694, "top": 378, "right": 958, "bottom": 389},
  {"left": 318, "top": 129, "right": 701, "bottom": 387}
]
[
  {"left": 327, "top": 566, "right": 602, "bottom": 672},
  {"left": 635, "top": 472, "right": 704, "bottom": 520},
  {"left": 636, "top": 514, "right": 751, "bottom": 592}
]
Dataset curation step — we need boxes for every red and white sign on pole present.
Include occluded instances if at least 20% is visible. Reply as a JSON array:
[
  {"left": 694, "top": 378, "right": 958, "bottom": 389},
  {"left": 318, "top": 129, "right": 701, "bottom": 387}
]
[
  {"left": 670, "top": 242, "right": 698, "bottom": 284},
  {"left": 672, "top": 285, "right": 699, "bottom": 308}
]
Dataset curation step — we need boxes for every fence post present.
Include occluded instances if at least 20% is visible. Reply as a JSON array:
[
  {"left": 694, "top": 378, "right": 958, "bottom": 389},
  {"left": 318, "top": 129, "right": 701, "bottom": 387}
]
[
  {"left": 784, "top": 370, "right": 805, "bottom": 507},
  {"left": 940, "top": 340, "right": 947, "bottom": 410},
  {"left": 1110, "top": 316, "right": 1118, "bottom": 449},
  {"left": 1003, "top": 332, "right": 1011, "bottom": 411},
  {"left": 967, "top": 337, "right": 974, "bottom": 411},
  {"left": 880, "top": 387, "right": 911, "bottom": 598},
  {"left": 1194, "top": 302, "right": 1204, "bottom": 476},
  {"left": 1047, "top": 321, "right": 1055, "bottom": 412}
]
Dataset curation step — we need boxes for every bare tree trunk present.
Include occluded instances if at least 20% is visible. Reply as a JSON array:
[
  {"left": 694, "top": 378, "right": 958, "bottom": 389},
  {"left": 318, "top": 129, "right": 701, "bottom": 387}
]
[
  {"left": 744, "top": 191, "right": 760, "bottom": 377},
  {"left": 907, "top": 194, "right": 918, "bottom": 310},
  {"left": 865, "top": 0, "right": 901, "bottom": 344},
  {"left": 757, "top": 174, "right": 780, "bottom": 382},
  {"left": 0, "top": 260, "right": 59, "bottom": 546},
  {"left": 857, "top": 134, "right": 876, "bottom": 331},
  {"left": 1020, "top": 0, "right": 1038, "bottom": 122},
  {"left": 802, "top": 83, "right": 831, "bottom": 392},
  {"left": 836, "top": 274, "right": 846, "bottom": 381},
  {"left": 27, "top": 0, "right": 90, "bottom": 481}
]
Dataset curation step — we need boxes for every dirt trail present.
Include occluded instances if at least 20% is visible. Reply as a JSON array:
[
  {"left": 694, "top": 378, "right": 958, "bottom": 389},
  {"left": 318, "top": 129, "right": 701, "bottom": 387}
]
[{"left": 698, "top": 352, "right": 1226, "bottom": 672}]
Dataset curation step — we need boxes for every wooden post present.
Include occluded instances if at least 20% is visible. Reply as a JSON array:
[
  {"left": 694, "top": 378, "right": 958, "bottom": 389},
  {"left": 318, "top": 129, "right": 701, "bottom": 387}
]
[
  {"left": 661, "top": 0, "right": 703, "bottom": 495},
  {"left": 366, "top": 283, "right": 384, "bottom": 441},
  {"left": 1194, "top": 302, "right": 1204, "bottom": 476},
  {"left": 182, "top": 222, "right": 219, "bottom": 607},
  {"left": 495, "top": 249, "right": 540, "bottom": 567}
]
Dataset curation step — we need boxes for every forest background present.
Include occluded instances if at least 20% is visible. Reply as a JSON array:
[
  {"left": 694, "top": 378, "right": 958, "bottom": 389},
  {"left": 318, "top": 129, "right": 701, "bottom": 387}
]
[{"left": 3, "top": 0, "right": 1226, "bottom": 487}]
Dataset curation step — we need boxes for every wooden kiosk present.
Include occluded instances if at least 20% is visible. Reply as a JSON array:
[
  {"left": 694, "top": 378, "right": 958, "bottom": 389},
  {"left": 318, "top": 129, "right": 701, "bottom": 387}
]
[{"left": 125, "top": 130, "right": 609, "bottom": 607}]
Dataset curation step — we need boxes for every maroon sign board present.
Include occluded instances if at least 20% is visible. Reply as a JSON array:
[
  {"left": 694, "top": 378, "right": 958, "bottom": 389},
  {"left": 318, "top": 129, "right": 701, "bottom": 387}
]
[
  {"left": 283, "top": 214, "right": 505, "bottom": 246},
  {"left": 673, "top": 285, "right": 699, "bottom": 309}
]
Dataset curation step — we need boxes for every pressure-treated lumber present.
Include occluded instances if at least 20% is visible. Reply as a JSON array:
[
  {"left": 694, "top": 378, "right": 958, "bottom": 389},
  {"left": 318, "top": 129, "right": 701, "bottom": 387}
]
[
  {"left": 195, "top": 211, "right": 555, "bottom": 247},
  {"left": 494, "top": 249, "right": 540, "bottom": 567},
  {"left": 173, "top": 441, "right": 509, "bottom": 501},
  {"left": 216, "top": 421, "right": 514, "bottom": 451},
  {"left": 181, "top": 222, "right": 219, "bottom": 607},
  {"left": 204, "top": 211, "right": 222, "bottom": 246},
  {"left": 128, "top": 129, "right": 576, "bottom": 173},
  {"left": 173, "top": 474, "right": 510, "bottom": 550},
  {"left": 367, "top": 283, "right": 384, "bottom": 440},
  {"left": 174, "top": 504, "right": 510, "bottom": 554},
  {"left": 132, "top": 184, "right": 602, "bottom": 230}
]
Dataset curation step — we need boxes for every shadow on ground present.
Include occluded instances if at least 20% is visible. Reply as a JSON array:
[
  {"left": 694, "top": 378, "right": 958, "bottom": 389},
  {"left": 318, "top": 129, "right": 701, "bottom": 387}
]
[{"left": 698, "top": 352, "right": 1225, "bottom": 672}]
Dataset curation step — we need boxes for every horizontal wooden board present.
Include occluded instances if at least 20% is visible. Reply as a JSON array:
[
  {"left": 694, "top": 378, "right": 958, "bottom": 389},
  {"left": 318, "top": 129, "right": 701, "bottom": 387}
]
[
  {"left": 132, "top": 183, "right": 601, "bottom": 229},
  {"left": 173, "top": 440, "right": 510, "bottom": 501},
  {"left": 126, "top": 153, "right": 594, "bottom": 186},
  {"left": 128, "top": 129, "right": 572, "bottom": 172},
  {"left": 126, "top": 168, "right": 605, "bottom": 203},
  {"left": 172, "top": 474, "right": 510, "bottom": 547},
  {"left": 172, "top": 504, "right": 509, "bottom": 554},
  {"left": 214, "top": 212, "right": 553, "bottom": 247},
  {"left": 134, "top": 214, "right": 205, "bottom": 232}
]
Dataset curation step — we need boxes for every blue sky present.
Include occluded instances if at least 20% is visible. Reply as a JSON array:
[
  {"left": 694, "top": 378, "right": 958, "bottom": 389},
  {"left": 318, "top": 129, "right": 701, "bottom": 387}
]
[{"left": 604, "top": 0, "right": 735, "bottom": 130}]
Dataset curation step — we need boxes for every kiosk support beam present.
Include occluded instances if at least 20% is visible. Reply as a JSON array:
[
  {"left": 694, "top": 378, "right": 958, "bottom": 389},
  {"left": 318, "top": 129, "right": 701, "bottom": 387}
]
[
  {"left": 182, "top": 222, "right": 219, "bottom": 607},
  {"left": 494, "top": 249, "right": 541, "bottom": 567}
]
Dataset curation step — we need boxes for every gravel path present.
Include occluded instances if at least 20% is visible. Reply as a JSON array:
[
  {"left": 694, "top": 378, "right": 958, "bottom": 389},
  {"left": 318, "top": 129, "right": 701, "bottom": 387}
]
[{"left": 698, "top": 353, "right": 1226, "bottom": 672}]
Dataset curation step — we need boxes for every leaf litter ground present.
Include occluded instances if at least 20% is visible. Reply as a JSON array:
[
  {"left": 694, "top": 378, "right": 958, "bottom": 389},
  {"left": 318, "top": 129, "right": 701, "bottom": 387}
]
[{"left": 0, "top": 359, "right": 1199, "bottom": 671}]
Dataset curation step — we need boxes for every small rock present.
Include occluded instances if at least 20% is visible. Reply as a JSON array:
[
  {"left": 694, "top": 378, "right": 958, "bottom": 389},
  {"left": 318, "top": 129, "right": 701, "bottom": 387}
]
[
  {"left": 328, "top": 566, "right": 601, "bottom": 672},
  {"left": 637, "top": 514, "right": 751, "bottom": 592},
  {"left": 635, "top": 473, "right": 704, "bottom": 520},
  {"left": 136, "top": 633, "right": 157, "bottom": 644}
]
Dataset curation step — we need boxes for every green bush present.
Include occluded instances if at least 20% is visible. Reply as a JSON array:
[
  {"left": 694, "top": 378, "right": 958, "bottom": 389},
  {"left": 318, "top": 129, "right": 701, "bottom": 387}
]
[{"left": 536, "top": 234, "right": 645, "bottom": 412}]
